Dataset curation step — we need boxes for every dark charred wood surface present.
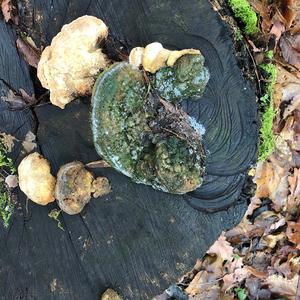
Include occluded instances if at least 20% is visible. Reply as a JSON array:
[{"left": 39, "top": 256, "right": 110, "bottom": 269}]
[{"left": 0, "top": 0, "right": 257, "bottom": 298}]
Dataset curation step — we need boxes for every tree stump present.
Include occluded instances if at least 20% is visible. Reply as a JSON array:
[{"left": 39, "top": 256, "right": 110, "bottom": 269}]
[{"left": 0, "top": 0, "right": 258, "bottom": 298}]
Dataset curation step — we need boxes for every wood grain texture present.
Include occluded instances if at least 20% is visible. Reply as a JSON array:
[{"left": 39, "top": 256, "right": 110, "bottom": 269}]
[
  {"left": 18, "top": 0, "right": 258, "bottom": 210},
  {"left": 0, "top": 0, "right": 257, "bottom": 298}
]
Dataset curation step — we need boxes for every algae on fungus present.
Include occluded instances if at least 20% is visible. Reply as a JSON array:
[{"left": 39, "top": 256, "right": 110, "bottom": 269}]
[
  {"left": 154, "top": 54, "right": 209, "bottom": 103},
  {"left": 92, "top": 59, "right": 208, "bottom": 194}
]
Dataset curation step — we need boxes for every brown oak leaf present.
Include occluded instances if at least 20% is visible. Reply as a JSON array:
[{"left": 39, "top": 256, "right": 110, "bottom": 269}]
[
  {"left": 286, "top": 218, "right": 300, "bottom": 248},
  {"left": 280, "top": 32, "right": 300, "bottom": 70},
  {"left": 265, "top": 274, "right": 298, "bottom": 300},
  {"left": 16, "top": 38, "right": 41, "bottom": 68},
  {"left": 1, "top": 0, "right": 18, "bottom": 24},
  {"left": 254, "top": 157, "right": 289, "bottom": 210}
]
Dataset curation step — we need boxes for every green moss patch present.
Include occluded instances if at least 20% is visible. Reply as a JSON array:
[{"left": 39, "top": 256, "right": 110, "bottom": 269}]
[
  {"left": 0, "top": 139, "right": 16, "bottom": 228},
  {"left": 228, "top": 0, "right": 258, "bottom": 35},
  {"left": 258, "top": 62, "right": 277, "bottom": 161},
  {"left": 0, "top": 187, "right": 14, "bottom": 228}
]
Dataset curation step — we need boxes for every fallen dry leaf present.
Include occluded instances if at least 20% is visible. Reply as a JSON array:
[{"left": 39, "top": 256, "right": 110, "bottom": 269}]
[
  {"left": 244, "top": 197, "right": 262, "bottom": 217},
  {"left": 254, "top": 157, "right": 289, "bottom": 210},
  {"left": 270, "top": 21, "right": 286, "bottom": 41},
  {"left": 282, "top": 85, "right": 300, "bottom": 119},
  {"left": 185, "top": 270, "right": 221, "bottom": 298},
  {"left": 16, "top": 38, "right": 41, "bottom": 68},
  {"left": 286, "top": 218, "right": 300, "bottom": 248},
  {"left": 22, "top": 131, "right": 37, "bottom": 153},
  {"left": 280, "top": 112, "right": 300, "bottom": 155},
  {"left": 249, "top": 0, "right": 272, "bottom": 33},
  {"left": 207, "top": 234, "right": 233, "bottom": 261},
  {"left": 1, "top": 89, "right": 36, "bottom": 109},
  {"left": 245, "top": 277, "right": 266, "bottom": 299},
  {"left": 265, "top": 274, "right": 298, "bottom": 300},
  {"left": 287, "top": 168, "right": 300, "bottom": 214},
  {"left": 1, "top": 90, "right": 26, "bottom": 109},
  {"left": 1, "top": 0, "right": 18, "bottom": 24},
  {"left": 222, "top": 268, "right": 249, "bottom": 292},
  {"left": 244, "top": 251, "right": 272, "bottom": 273},
  {"left": 0, "top": 132, "right": 15, "bottom": 152},
  {"left": 273, "top": 65, "right": 300, "bottom": 111},
  {"left": 280, "top": 32, "right": 300, "bottom": 70},
  {"left": 271, "top": 251, "right": 300, "bottom": 279},
  {"left": 263, "top": 232, "right": 286, "bottom": 248},
  {"left": 19, "top": 89, "right": 37, "bottom": 105},
  {"left": 281, "top": 0, "right": 296, "bottom": 29},
  {"left": 85, "top": 160, "right": 110, "bottom": 168}
]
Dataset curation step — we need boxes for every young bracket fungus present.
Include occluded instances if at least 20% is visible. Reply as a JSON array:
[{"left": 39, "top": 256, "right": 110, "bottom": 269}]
[
  {"left": 37, "top": 16, "right": 110, "bottom": 109},
  {"left": 91, "top": 57, "right": 208, "bottom": 194},
  {"left": 129, "top": 42, "right": 210, "bottom": 103},
  {"left": 55, "top": 161, "right": 111, "bottom": 215},
  {"left": 18, "top": 152, "right": 56, "bottom": 205}
]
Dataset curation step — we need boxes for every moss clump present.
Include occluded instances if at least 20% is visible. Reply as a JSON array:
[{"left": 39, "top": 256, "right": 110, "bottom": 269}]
[
  {"left": 258, "top": 63, "right": 277, "bottom": 161},
  {"left": 260, "top": 63, "right": 277, "bottom": 94},
  {"left": 265, "top": 50, "right": 274, "bottom": 60},
  {"left": 258, "top": 105, "right": 276, "bottom": 161},
  {"left": 0, "top": 139, "right": 15, "bottom": 228},
  {"left": 235, "top": 27, "right": 243, "bottom": 41},
  {"left": 0, "top": 187, "right": 14, "bottom": 228},
  {"left": 48, "top": 209, "right": 64, "bottom": 231},
  {"left": 228, "top": 0, "right": 258, "bottom": 35},
  {"left": 0, "top": 143, "right": 16, "bottom": 175}
]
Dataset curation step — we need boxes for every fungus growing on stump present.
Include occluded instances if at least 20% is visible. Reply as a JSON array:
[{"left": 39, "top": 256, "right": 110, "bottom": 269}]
[
  {"left": 37, "top": 16, "right": 110, "bottom": 109},
  {"left": 18, "top": 152, "right": 56, "bottom": 205},
  {"left": 55, "top": 161, "right": 111, "bottom": 215},
  {"left": 91, "top": 53, "right": 209, "bottom": 194}
]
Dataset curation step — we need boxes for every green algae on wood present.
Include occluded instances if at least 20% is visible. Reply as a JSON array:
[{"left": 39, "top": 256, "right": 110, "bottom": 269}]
[
  {"left": 91, "top": 62, "right": 205, "bottom": 194},
  {"left": 153, "top": 54, "right": 209, "bottom": 103}
]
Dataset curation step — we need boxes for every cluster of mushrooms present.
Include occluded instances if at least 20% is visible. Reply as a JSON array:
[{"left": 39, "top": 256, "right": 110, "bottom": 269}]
[
  {"left": 19, "top": 15, "right": 210, "bottom": 213},
  {"left": 18, "top": 153, "right": 111, "bottom": 214}
]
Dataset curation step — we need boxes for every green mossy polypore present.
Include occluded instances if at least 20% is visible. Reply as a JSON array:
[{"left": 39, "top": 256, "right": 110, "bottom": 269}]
[
  {"left": 92, "top": 62, "right": 206, "bottom": 194},
  {"left": 228, "top": 0, "right": 258, "bottom": 35},
  {"left": 155, "top": 136, "right": 203, "bottom": 192},
  {"left": 154, "top": 54, "right": 210, "bottom": 103},
  {"left": 92, "top": 63, "right": 149, "bottom": 175}
]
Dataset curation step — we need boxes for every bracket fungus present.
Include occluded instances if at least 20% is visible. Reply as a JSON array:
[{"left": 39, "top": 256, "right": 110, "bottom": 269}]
[
  {"left": 129, "top": 42, "right": 209, "bottom": 103},
  {"left": 37, "top": 16, "right": 110, "bottom": 109},
  {"left": 91, "top": 59, "right": 208, "bottom": 194},
  {"left": 55, "top": 161, "right": 111, "bottom": 215},
  {"left": 18, "top": 152, "right": 56, "bottom": 205}
]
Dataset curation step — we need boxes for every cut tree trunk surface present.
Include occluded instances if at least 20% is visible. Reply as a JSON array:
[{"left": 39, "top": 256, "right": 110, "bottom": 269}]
[{"left": 0, "top": 0, "right": 258, "bottom": 299}]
